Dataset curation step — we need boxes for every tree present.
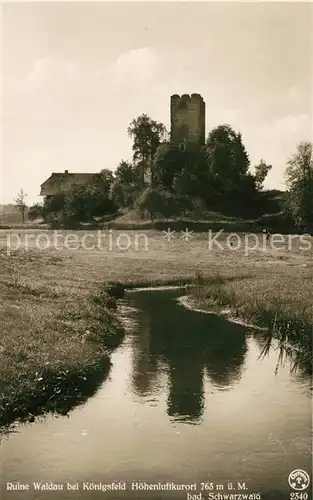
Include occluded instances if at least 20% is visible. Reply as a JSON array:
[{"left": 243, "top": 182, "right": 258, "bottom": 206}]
[
  {"left": 63, "top": 185, "right": 95, "bottom": 222},
  {"left": 254, "top": 159, "right": 272, "bottom": 190},
  {"left": 152, "top": 144, "right": 184, "bottom": 191},
  {"left": 63, "top": 184, "right": 116, "bottom": 222},
  {"left": 110, "top": 160, "right": 142, "bottom": 208},
  {"left": 14, "top": 189, "right": 28, "bottom": 224},
  {"left": 152, "top": 143, "right": 210, "bottom": 201},
  {"left": 113, "top": 160, "right": 137, "bottom": 185},
  {"left": 172, "top": 149, "right": 210, "bottom": 200},
  {"left": 202, "top": 124, "right": 255, "bottom": 213},
  {"left": 42, "top": 193, "right": 66, "bottom": 222},
  {"left": 205, "top": 125, "right": 250, "bottom": 191},
  {"left": 100, "top": 169, "right": 114, "bottom": 192},
  {"left": 285, "top": 141, "right": 313, "bottom": 231},
  {"left": 42, "top": 181, "right": 116, "bottom": 227},
  {"left": 127, "top": 114, "right": 168, "bottom": 185},
  {"left": 28, "top": 203, "right": 43, "bottom": 221}
]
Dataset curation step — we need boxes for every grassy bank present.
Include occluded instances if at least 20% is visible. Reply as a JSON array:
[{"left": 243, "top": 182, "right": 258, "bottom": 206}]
[
  {"left": 189, "top": 271, "right": 312, "bottom": 374},
  {"left": 0, "top": 229, "right": 312, "bottom": 428},
  {"left": 0, "top": 250, "right": 125, "bottom": 428}
]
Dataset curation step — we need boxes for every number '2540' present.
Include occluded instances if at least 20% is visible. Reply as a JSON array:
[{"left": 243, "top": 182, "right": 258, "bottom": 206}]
[{"left": 290, "top": 493, "right": 309, "bottom": 500}]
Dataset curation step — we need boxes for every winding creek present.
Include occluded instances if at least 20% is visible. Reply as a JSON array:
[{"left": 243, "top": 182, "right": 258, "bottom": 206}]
[{"left": 1, "top": 289, "right": 312, "bottom": 499}]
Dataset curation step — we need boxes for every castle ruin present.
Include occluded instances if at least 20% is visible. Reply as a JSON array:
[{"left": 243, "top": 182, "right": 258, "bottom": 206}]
[
  {"left": 170, "top": 93, "right": 205, "bottom": 151},
  {"left": 144, "top": 93, "right": 206, "bottom": 185}
]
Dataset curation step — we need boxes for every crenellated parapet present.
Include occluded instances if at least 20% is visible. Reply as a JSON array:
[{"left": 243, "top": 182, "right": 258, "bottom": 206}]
[{"left": 171, "top": 93, "right": 204, "bottom": 102}]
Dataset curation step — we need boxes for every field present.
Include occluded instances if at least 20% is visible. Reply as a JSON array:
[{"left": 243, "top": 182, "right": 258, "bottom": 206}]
[
  {"left": 0, "top": 205, "right": 28, "bottom": 227},
  {"left": 0, "top": 228, "right": 312, "bottom": 427}
]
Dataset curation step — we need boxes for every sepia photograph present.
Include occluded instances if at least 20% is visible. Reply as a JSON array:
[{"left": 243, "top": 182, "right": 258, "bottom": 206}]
[{"left": 1, "top": 1, "right": 312, "bottom": 499}]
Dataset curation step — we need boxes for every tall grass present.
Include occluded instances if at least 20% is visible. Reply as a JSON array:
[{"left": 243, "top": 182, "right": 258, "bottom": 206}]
[
  {"left": 0, "top": 277, "right": 125, "bottom": 429},
  {"left": 191, "top": 271, "right": 312, "bottom": 374}
]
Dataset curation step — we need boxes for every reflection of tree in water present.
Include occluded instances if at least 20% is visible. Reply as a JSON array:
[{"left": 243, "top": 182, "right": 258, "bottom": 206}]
[
  {"left": 129, "top": 290, "right": 248, "bottom": 423},
  {"left": 202, "top": 315, "right": 248, "bottom": 388}
]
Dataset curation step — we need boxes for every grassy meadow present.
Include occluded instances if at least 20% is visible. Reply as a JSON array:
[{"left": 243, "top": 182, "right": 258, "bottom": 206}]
[{"left": 0, "top": 228, "right": 312, "bottom": 427}]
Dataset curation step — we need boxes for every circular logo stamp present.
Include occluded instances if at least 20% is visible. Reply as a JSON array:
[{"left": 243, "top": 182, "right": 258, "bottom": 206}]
[{"left": 288, "top": 469, "right": 310, "bottom": 491}]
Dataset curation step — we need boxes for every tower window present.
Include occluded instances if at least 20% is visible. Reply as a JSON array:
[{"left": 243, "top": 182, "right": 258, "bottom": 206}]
[{"left": 179, "top": 143, "right": 186, "bottom": 152}]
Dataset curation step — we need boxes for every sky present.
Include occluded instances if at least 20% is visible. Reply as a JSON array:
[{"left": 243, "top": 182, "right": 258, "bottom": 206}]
[{"left": 1, "top": 1, "right": 312, "bottom": 205}]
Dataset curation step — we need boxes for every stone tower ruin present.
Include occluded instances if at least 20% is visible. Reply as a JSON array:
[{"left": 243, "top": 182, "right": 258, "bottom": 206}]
[{"left": 170, "top": 94, "right": 205, "bottom": 151}]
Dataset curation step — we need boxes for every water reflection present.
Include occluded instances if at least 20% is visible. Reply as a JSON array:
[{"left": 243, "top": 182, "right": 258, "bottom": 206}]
[
  {"left": 130, "top": 302, "right": 160, "bottom": 397},
  {"left": 129, "top": 289, "right": 248, "bottom": 423},
  {"left": 252, "top": 329, "right": 312, "bottom": 379}
]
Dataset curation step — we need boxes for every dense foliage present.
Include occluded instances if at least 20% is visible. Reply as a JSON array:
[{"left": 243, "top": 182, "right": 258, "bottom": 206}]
[
  {"left": 42, "top": 180, "right": 116, "bottom": 227},
  {"left": 28, "top": 203, "right": 43, "bottom": 221},
  {"left": 38, "top": 112, "right": 311, "bottom": 230},
  {"left": 285, "top": 141, "right": 313, "bottom": 232},
  {"left": 127, "top": 114, "right": 168, "bottom": 187}
]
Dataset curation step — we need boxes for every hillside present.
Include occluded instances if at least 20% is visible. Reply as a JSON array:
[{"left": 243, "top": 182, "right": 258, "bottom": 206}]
[
  {"left": 104, "top": 189, "right": 287, "bottom": 231},
  {"left": 103, "top": 206, "right": 261, "bottom": 232}
]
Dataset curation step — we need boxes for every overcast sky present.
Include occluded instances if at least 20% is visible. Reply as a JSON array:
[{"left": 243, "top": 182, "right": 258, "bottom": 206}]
[{"left": 2, "top": 2, "right": 312, "bottom": 204}]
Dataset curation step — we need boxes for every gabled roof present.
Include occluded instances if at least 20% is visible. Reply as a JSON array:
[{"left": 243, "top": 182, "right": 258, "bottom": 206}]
[
  {"left": 40, "top": 171, "right": 103, "bottom": 196},
  {"left": 40, "top": 172, "right": 101, "bottom": 187}
]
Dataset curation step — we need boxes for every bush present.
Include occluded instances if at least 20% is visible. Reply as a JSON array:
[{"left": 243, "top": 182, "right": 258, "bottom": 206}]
[
  {"left": 256, "top": 212, "right": 296, "bottom": 233},
  {"left": 102, "top": 281, "right": 125, "bottom": 300},
  {"left": 42, "top": 184, "right": 116, "bottom": 227},
  {"left": 135, "top": 188, "right": 182, "bottom": 221},
  {"left": 92, "top": 291, "right": 117, "bottom": 310},
  {"left": 91, "top": 281, "right": 125, "bottom": 310},
  {"left": 28, "top": 203, "right": 43, "bottom": 221}
]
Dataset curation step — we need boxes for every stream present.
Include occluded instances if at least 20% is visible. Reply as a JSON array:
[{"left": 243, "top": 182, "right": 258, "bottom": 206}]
[{"left": 1, "top": 289, "right": 312, "bottom": 499}]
